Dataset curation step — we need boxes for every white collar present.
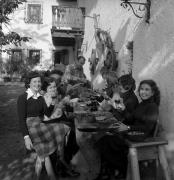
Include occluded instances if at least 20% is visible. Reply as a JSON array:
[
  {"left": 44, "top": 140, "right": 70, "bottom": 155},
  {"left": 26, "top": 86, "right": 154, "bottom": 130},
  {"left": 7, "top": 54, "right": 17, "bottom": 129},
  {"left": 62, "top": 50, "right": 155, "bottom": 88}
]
[{"left": 26, "top": 88, "right": 42, "bottom": 100}]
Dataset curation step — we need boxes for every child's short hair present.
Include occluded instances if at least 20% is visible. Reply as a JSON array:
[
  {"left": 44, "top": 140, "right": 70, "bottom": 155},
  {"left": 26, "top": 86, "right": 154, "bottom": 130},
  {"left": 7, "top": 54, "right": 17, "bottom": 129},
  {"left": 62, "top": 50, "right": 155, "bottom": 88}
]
[{"left": 118, "top": 74, "right": 136, "bottom": 91}]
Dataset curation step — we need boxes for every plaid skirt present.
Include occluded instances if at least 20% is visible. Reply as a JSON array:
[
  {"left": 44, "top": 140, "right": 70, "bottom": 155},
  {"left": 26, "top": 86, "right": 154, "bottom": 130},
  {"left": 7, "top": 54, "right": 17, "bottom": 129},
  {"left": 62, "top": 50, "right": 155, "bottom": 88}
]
[{"left": 26, "top": 117, "right": 70, "bottom": 159}]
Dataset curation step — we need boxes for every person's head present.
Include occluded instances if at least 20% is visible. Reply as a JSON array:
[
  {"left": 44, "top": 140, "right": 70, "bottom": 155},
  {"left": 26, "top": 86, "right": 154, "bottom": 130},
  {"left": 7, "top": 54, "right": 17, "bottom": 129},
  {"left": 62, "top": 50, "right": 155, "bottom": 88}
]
[
  {"left": 42, "top": 77, "right": 57, "bottom": 97},
  {"left": 44, "top": 70, "right": 50, "bottom": 78},
  {"left": 49, "top": 69, "right": 63, "bottom": 83},
  {"left": 118, "top": 74, "right": 136, "bottom": 94},
  {"left": 76, "top": 56, "right": 86, "bottom": 67},
  {"left": 138, "top": 79, "right": 160, "bottom": 106},
  {"left": 48, "top": 69, "right": 63, "bottom": 87},
  {"left": 25, "top": 71, "right": 42, "bottom": 93}
]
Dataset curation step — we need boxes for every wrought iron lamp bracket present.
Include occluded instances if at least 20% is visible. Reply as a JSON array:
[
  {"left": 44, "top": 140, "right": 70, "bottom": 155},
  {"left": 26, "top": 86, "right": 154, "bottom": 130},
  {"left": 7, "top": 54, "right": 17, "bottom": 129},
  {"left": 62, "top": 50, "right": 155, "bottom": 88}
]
[{"left": 121, "top": 0, "right": 151, "bottom": 23}]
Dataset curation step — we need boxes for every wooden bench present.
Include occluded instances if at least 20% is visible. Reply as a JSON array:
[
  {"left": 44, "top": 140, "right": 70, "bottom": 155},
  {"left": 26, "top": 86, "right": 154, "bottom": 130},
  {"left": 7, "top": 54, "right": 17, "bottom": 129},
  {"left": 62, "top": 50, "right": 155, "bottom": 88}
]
[{"left": 126, "top": 119, "right": 171, "bottom": 180}]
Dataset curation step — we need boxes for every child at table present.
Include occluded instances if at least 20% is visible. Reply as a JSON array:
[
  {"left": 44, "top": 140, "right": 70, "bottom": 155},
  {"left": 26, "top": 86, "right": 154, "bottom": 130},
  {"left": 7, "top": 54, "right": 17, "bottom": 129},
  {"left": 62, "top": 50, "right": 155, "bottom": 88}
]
[
  {"left": 95, "top": 74, "right": 139, "bottom": 179},
  {"left": 99, "top": 74, "right": 138, "bottom": 122}
]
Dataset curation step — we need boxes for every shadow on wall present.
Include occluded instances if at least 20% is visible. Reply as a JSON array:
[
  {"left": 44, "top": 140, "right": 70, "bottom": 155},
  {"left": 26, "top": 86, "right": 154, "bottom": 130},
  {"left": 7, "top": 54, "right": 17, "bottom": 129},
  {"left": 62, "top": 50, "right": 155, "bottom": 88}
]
[
  {"left": 84, "top": 0, "right": 98, "bottom": 15},
  {"left": 113, "top": 18, "right": 131, "bottom": 51},
  {"left": 13, "top": 26, "right": 51, "bottom": 45}
]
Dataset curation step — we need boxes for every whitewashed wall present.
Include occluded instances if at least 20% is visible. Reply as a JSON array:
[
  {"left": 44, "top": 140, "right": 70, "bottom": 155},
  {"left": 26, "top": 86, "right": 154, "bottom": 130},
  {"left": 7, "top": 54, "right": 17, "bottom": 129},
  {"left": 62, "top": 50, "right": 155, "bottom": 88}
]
[
  {"left": 82, "top": 0, "right": 174, "bottom": 174},
  {"left": 133, "top": 0, "right": 174, "bottom": 167},
  {"left": 2, "top": 0, "right": 76, "bottom": 70}
]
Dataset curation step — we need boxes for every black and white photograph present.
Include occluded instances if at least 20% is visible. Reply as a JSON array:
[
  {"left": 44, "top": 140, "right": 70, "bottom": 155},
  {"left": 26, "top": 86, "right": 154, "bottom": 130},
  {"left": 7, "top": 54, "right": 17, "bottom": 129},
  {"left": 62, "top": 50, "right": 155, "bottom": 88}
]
[{"left": 0, "top": 0, "right": 174, "bottom": 180}]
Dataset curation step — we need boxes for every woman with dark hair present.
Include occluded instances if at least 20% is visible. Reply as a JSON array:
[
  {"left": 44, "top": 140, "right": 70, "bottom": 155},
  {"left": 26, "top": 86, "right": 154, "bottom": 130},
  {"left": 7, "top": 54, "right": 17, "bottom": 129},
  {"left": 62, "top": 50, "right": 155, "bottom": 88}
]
[
  {"left": 17, "top": 72, "right": 71, "bottom": 179},
  {"left": 42, "top": 77, "right": 80, "bottom": 178},
  {"left": 96, "top": 79, "right": 160, "bottom": 179},
  {"left": 117, "top": 79, "right": 160, "bottom": 135}
]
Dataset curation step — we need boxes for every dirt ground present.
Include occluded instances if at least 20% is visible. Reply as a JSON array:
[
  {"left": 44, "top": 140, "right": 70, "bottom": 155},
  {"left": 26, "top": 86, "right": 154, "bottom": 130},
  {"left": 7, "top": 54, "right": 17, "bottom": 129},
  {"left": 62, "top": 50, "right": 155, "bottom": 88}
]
[
  {"left": 0, "top": 83, "right": 88, "bottom": 180},
  {"left": 0, "top": 83, "right": 37, "bottom": 180}
]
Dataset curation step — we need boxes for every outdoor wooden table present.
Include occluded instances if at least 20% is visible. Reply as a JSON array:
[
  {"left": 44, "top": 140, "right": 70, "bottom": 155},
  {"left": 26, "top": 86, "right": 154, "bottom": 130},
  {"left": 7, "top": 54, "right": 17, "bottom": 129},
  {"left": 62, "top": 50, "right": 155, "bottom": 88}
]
[
  {"left": 73, "top": 103, "right": 127, "bottom": 179},
  {"left": 74, "top": 109, "right": 120, "bottom": 133}
]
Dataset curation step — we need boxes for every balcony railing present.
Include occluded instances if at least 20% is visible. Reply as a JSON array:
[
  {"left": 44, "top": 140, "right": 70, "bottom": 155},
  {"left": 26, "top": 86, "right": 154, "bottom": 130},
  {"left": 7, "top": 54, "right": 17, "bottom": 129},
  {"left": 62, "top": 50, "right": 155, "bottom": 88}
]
[{"left": 52, "top": 6, "right": 84, "bottom": 31}]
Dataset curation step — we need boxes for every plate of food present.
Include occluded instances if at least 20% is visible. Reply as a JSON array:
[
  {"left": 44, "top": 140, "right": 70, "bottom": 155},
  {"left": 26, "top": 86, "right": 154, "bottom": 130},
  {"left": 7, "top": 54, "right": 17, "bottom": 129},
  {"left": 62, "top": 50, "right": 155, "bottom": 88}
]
[
  {"left": 95, "top": 116, "right": 106, "bottom": 121},
  {"left": 77, "top": 124, "right": 98, "bottom": 132},
  {"left": 77, "top": 126, "right": 118, "bottom": 132},
  {"left": 92, "top": 111, "right": 112, "bottom": 117},
  {"left": 70, "top": 98, "right": 79, "bottom": 103}
]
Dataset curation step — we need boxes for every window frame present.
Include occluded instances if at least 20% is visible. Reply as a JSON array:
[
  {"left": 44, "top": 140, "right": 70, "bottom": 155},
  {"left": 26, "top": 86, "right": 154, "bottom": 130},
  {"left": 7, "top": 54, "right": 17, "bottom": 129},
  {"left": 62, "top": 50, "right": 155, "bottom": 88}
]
[
  {"left": 25, "top": 2, "right": 43, "bottom": 24},
  {"left": 28, "top": 49, "right": 41, "bottom": 65},
  {"left": 10, "top": 49, "right": 23, "bottom": 62}
]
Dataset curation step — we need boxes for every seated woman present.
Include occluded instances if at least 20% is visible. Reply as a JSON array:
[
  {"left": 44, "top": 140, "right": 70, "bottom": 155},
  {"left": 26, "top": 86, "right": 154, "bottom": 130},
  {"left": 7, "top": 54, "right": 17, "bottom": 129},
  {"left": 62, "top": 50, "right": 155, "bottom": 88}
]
[
  {"left": 17, "top": 72, "right": 70, "bottom": 179},
  {"left": 42, "top": 77, "right": 80, "bottom": 177},
  {"left": 96, "top": 79, "right": 160, "bottom": 179}
]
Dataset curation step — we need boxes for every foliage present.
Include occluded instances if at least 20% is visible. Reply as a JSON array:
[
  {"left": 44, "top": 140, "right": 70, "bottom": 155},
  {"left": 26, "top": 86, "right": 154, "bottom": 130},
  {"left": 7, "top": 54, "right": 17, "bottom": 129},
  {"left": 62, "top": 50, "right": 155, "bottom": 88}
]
[
  {"left": 3, "top": 57, "right": 34, "bottom": 77},
  {"left": 0, "top": 0, "right": 30, "bottom": 50}
]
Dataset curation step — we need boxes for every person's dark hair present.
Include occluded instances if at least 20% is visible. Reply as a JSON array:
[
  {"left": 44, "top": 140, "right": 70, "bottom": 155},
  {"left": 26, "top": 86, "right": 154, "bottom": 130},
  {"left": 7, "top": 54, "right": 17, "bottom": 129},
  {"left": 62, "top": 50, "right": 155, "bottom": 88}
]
[
  {"left": 77, "top": 55, "right": 86, "bottom": 62},
  {"left": 42, "top": 77, "right": 56, "bottom": 92},
  {"left": 118, "top": 74, "right": 136, "bottom": 91},
  {"left": 49, "top": 69, "right": 63, "bottom": 76},
  {"left": 25, "top": 71, "right": 41, "bottom": 89},
  {"left": 44, "top": 70, "right": 51, "bottom": 77},
  {"left": 138, "top": 79, "right": 160, "bottom": 106}
]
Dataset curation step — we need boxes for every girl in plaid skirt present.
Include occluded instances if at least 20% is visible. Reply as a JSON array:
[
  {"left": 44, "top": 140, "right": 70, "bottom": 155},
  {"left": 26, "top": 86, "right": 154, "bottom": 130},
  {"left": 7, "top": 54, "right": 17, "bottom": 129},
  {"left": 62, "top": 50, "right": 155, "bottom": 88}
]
[{"left": 17, "top": 72, "right": 70, "bottom": 179}]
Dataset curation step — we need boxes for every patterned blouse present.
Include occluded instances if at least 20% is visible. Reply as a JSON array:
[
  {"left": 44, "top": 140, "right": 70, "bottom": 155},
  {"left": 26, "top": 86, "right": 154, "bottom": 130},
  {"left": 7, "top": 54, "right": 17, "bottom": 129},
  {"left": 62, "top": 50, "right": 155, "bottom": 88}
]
[{"left": 62, "top": 64, "right": 86, "bottom": 85}]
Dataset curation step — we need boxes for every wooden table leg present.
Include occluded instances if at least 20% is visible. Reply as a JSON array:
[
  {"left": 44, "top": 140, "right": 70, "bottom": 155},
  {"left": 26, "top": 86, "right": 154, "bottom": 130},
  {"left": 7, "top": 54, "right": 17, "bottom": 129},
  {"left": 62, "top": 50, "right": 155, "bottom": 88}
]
[
  {"left": 159, "top": 146, "right": 171, "bottom": 180},
  {"left": 129, "top": 147, "right": 140, "bottom": 180}
]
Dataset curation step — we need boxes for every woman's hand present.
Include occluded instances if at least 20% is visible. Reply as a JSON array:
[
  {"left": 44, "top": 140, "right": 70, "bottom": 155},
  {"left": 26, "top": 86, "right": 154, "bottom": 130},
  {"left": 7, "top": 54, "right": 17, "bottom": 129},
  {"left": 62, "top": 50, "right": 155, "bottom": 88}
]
[
  {"left": 115, "top": 102, "right": 125, "bottom": 111},
  {"left": 24, "top": 136, "right": 33, "bottom": 150},
  {"left": 117, "top": 123, "right": 129, "bottom": 132},
  {"left": 62, "top": 96, "right": 70, "bottom": 104},
  {"left": 108, "top": 96, "right": 125, "bottom": 111}
]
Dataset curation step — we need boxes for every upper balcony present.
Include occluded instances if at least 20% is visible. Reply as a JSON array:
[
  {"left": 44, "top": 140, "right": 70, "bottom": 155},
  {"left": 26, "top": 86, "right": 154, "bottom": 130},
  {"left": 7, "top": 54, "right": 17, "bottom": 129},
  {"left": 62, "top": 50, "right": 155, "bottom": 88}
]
[{"left": 52, "top": 6, "right": 85, "bottom": 32}]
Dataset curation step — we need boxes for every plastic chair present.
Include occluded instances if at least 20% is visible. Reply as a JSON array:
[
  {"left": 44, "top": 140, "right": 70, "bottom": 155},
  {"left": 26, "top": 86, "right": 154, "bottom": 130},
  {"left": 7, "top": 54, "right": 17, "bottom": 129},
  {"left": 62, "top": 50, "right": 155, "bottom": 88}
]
[{"left": 126, "top": 119, "right": 171, "bottom": 180}]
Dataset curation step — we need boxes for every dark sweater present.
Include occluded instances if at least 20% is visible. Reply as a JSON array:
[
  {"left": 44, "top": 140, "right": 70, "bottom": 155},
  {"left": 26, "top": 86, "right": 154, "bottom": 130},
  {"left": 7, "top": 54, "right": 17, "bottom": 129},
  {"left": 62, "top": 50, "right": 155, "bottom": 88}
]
[
  {"left": 129, "top": 98, "right": 159, "bottom": 137},
  {"left": 121, "top": 90, "right": 139, "bottom": 122},
  {"left": 111, "top": 90, "right": 139, "bottom": 122},
  {"left": 17, "top": 92, "right": 54, "bottom": 136}
]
